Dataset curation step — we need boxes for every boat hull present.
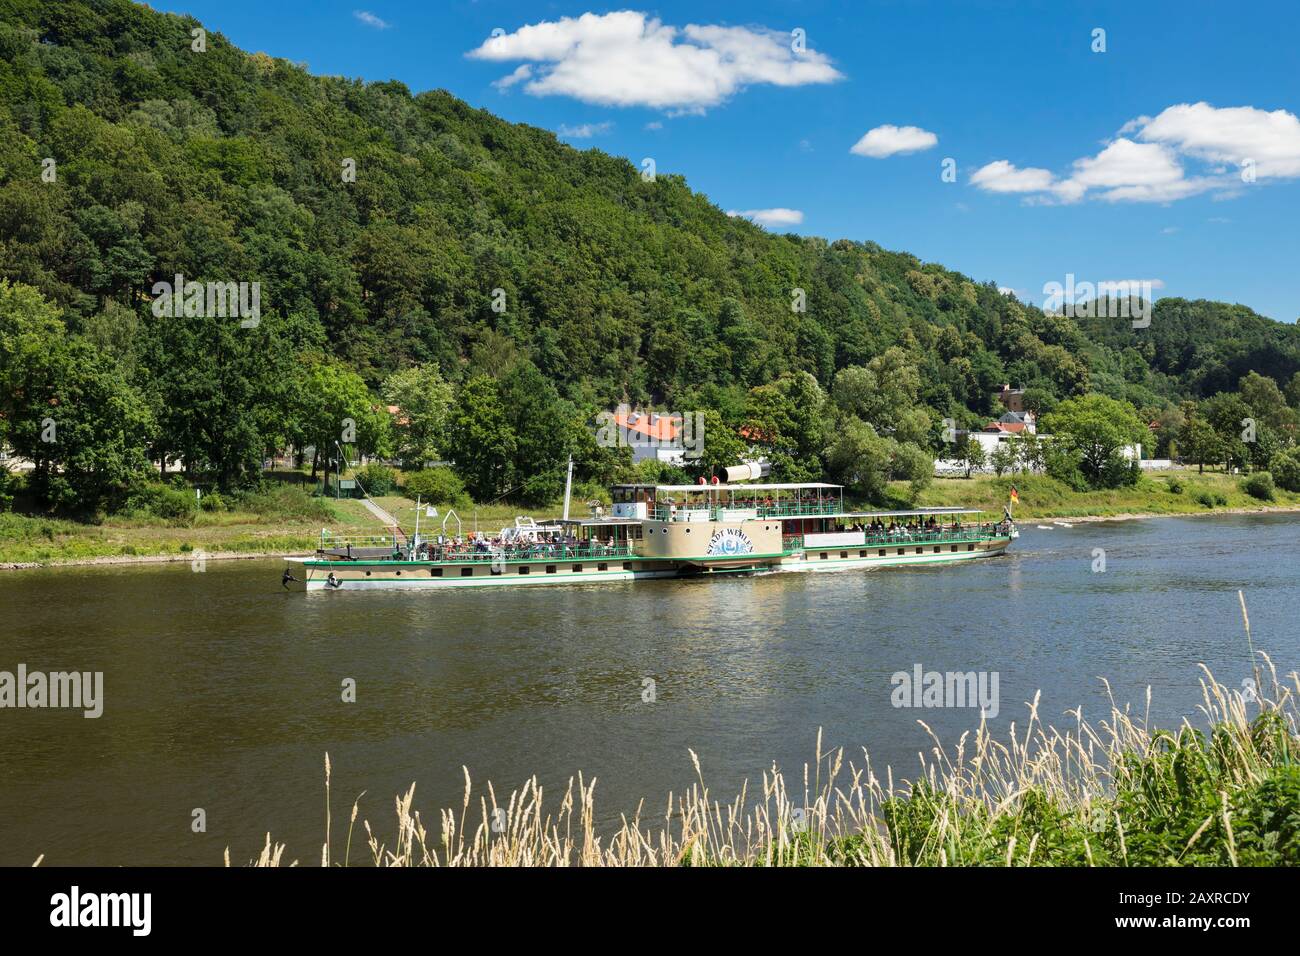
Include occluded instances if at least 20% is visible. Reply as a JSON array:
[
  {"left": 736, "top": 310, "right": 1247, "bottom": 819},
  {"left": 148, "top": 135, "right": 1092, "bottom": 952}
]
[{"left": 284, "top": 535, "right": 1012, "bottom": 591}]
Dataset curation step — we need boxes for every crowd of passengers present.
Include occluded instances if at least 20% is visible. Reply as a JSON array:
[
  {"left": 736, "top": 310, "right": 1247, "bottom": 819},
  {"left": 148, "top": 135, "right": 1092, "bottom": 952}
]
[
  {"left": 663, "top": 492, "right": 837, "bottom": 513},
  {"left": 820, "top": 517, "right": 1007, "bottom": 539},
  {"left": 410, "top": 531, "right": 623, "bottom": 562}
]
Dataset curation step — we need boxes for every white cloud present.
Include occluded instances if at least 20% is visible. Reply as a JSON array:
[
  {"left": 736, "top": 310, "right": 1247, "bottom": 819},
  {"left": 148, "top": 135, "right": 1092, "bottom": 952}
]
[
  {"left": 849, "top": 124, "right": 938, "bottom": 158},
  {"left": 492, "top": 64, "right": 533, "bottom": 90},
  {"left": 971, "top": 103, "right": 1300, "bottom": 206},
  {"left": 1137, "top": 102, "right": 1300, "bottom": 179},
  {"left": 353, "top": 10, "right": 390, "bottom": 30},
  {"left": 969, "top": 160, "right": 1055, "bottom": 193},
  {"left": 557, "top": 121, "right": 612, "bottom": 139},
  {"left": 467, "top": 12, "right": 842, "bottom": 111},
  {"left": 728, "top": 207, "right": 805, "bottom": 228},
  {"left": 645, "top": 121, "right": 663, "bottom": 131}
]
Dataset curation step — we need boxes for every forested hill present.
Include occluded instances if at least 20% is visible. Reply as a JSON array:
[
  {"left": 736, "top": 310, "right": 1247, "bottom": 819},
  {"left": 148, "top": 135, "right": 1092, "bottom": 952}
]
[{"left": 3, "top": 0, "right": 1300, "bottom": 506}]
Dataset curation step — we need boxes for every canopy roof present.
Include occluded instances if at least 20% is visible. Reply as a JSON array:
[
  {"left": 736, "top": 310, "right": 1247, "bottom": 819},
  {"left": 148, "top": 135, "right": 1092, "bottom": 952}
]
[
  {"left": 838, "top": 507, "right": 985, "bottom": 518},
  {"left": 651, "top": 482, "right": 842, "bottom": 493},
  {"left": 557, "top": 517, "right": 645, "bottom": 526}
]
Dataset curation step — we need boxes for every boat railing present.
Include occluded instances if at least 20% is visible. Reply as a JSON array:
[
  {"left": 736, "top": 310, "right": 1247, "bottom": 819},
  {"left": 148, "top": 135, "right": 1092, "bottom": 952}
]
[
  {"left": 318, "top": 531, "right": 406, "bottom": 553},
  {"left": 649, "top": 501, "right": 842, "bottom": 522},
  {"left": 423, "top": 543, "right": 634, "bottom": 564},
  {"left": 798, "top": 526, "right": 1009, "bottom": 550}
]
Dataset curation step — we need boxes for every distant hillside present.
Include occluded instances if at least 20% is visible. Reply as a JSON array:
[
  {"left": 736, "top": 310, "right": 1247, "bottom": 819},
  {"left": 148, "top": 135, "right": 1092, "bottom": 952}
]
[{"left": 3, "top": 0, "right": 1300, "bottom": 506}]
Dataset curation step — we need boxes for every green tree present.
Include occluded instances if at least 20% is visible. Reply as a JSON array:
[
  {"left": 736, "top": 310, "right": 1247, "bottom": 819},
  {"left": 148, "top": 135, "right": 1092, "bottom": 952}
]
[
  {"left": 444, "top": 375, "right": 516, "bottom": 502},
  {"left": 1179, "top": 417, "right": 1223, "bottom": 475},
  {"left": 0, "top": 281, "right": 154, "bottom": 510},
  {"left": 1041, "top": 394, "right": 1146, "bottom": 488},
  {"left": 293, "top": 362, "right": 390, "bottom": 480},
  {"left": 381, "top": 363, "right": 453, "bottom": 466}
]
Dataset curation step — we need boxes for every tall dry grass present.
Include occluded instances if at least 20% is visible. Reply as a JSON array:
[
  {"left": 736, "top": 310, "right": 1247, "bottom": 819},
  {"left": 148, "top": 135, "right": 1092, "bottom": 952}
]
[{"left": 235, "top": 656, "right": 1299, "bottom": 867}]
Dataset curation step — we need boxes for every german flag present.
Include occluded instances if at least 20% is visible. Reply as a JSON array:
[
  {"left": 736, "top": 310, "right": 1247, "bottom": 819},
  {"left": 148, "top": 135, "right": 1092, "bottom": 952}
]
[{"left": 1009, "top": 485, "right": 1019, "bottom": 505}]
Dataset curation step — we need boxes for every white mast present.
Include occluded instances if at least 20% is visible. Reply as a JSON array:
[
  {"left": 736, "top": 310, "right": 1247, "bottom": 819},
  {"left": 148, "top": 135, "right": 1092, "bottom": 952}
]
[{"left": 562, "top": 454, "right": 574, "bottom": 521}]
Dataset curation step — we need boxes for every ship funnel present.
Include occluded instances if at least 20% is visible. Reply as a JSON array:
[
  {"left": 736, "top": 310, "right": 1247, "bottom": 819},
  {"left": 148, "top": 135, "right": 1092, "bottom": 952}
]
[{"left": 723, "top": 461, "right": 771, "bottom": 483}]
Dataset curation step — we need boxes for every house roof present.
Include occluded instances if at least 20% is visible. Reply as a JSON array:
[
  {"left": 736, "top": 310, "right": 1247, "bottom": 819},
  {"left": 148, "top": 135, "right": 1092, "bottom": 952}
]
[
  {"left": 616, "top": 410, "right": 680, "bottom": 442},
  {"left": 984, "top": 422, "right": 1026, "bottom": 433}
]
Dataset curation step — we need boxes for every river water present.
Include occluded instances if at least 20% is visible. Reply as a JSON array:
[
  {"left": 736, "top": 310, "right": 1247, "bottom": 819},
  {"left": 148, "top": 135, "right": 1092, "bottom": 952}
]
[{"left": 1, "top": 514, "right": 1296, "bottom": 865}]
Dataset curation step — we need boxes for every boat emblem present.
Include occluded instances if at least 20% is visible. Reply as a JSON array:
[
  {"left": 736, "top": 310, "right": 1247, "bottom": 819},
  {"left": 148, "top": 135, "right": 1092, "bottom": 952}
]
[{"left": 707, "top": 528, "right": 754, "bottom": 556}]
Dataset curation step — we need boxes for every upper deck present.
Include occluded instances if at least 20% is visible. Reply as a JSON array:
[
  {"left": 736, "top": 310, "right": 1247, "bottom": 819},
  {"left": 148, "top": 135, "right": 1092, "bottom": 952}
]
[{"left": 612, "top": 481, "right": 848, "bottom": 522}]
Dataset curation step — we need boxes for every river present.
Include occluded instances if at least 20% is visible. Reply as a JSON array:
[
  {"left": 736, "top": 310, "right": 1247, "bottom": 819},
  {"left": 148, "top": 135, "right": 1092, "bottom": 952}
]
[{"left": 1, "top": 513, "right": 1296, "bottom": 865}]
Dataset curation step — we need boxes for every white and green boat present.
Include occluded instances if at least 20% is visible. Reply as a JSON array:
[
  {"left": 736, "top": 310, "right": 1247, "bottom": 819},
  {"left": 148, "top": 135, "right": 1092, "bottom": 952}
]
[{"left": 284, "top": 481, "right": 1014, "bottom": 592}]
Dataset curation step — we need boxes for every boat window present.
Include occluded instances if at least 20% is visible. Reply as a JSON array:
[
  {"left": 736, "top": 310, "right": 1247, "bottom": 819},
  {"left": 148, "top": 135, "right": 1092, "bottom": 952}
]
[
  {"left": 518, "top": 566, "right": 529, "bottom": 574},
  {"left": 859, "top": 550, "right": 866, "bottom": 558},
  {"left": 598, "top": 563, "right": 608, "bottom": 571},
  {"left": 572, "top": 564, "right": 583, "bottom": 572},
  {"left": 623, "top": 562, "right": 632, "bottom": 571},
  {"left": 878, "top": 549, "right": 886, "bottom": 557},
  {"left": 967, "top": 544, "right": 975, "bottom": 552},
  {"left": 897, "top": 548, "right": 905, "bottom": 555},
  {"left": 840, "top": 551, "right": 848, "bottom": 559},
  {"left": 430, "top": 567, "right": 442, "bottom": 577},
  {"left": 915, "top": 547, "right": 923, "bottom": 554},
  {"left": 546, "top": 565, "right": 557, "bottom": 574},
  {"left": 461, "top": 567, "right": 473, "bottom": 577},
  {"left": 819, "top": 551, "right": 828, "bottom": 560}
]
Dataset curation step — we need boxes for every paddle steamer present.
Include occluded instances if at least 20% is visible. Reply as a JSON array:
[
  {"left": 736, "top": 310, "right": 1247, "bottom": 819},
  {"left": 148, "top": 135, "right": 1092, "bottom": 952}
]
[{"left": 284, "top": 479, "right": 1013, "bottom": 592}]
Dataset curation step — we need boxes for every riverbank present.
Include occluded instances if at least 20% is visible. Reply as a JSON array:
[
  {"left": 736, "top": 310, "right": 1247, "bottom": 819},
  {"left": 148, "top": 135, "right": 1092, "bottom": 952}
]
[
  {"left": 0, "top": 491, "right": 529, "bottom": 568},
  {"left": 235, "top": 666, "right": 1298, "bottom": 867},
  {"left": 908, "top": 468, "right": 1300, "bottom": 520}
]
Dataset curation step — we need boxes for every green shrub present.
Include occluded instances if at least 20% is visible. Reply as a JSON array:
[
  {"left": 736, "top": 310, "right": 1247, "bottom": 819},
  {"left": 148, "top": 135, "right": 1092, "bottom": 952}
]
[
  {"left": 199, "top": 490, "right": 227, "bottom": 512},
  {"left": 355, "top": 462, "right": 397, "bottom": 496},
  {"left": 1193, "top": 489, "right": 1216, "bottom": 508},
  {"left": 124, "top": 482, "right": 198, "bottom": 521},
  {"left": 1243, "top": 471, "right": 1275, "bottom": 501},
  {"left": 1214, "top": 491, "right": 1228, "bottom": 505},
  {"left": 1165, "top": 476, "right": 1184, "bottom": 494},
  {"left": 1269, "top": 448, "right": 1300, "bottom": 492},
  {"left": 401, "top": 466, "right": 465, "bottom": 504}
]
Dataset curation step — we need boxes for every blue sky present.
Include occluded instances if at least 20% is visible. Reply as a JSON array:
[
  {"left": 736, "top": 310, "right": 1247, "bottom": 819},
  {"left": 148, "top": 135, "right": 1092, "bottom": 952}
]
[{"left": 162, "top": 0, "right": 1300, "bottom": 321}]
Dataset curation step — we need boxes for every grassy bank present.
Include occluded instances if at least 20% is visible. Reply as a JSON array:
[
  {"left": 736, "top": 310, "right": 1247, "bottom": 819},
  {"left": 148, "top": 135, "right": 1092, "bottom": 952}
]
[
  {"left": 237, "top": 662, "right": 1299, "bottom": 867},
  {"left": 906, "top": 468, "right": 1300, "bottom": 520},
  {"left": 0, "top": 481, "right": 544, "bottom": 566}
]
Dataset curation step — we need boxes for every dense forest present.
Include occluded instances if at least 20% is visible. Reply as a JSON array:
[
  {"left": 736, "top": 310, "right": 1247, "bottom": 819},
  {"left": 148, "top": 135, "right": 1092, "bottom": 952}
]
[{"left": 4, "top": 0, "right": 1300, "bottom": 514}]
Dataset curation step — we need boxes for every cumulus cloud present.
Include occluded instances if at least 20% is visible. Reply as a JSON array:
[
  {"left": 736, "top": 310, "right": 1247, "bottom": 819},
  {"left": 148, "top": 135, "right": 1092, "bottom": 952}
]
[
  {"left": 1137, "top": 102, "right": 1300, "bottom": 179},
  {"left": 492, "top": 65, "right": 533, "bottom": 90},
  {"left": 971, "top": 103, "right": 1300, "bottom": 205},
  {"left": 728, "top": 208, "right": 805, "bottom": 228},
  {"left": 353, "top": 10, "right": 390, "bottom": 30},
  {"left": 557, "top": 121, "right": 613, "bottom": 139},
  {"left": 849, "top": 124, "right": 938, "bottom": 158},
  {"left": 467, "top": 12, "right": 842, "bottom": 111},
  {"left": 969, "top": 160, "right": 1056, "bottom": 194}
]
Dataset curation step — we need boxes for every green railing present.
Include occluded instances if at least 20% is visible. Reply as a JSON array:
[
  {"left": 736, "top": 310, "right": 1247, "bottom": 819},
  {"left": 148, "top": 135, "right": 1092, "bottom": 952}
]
[
  {"left": 795, "top": 526, "right": 1010, "bottom": 551},
  {"left": 319, "top": 531, "right": 405, "bottom": 552},
  {"left": 649, "top": 501, "right": 842, "bottom": 522},
  {"left": 425, "top": 544, "right": 633, "bottom": 564}
]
